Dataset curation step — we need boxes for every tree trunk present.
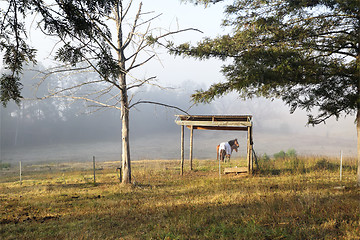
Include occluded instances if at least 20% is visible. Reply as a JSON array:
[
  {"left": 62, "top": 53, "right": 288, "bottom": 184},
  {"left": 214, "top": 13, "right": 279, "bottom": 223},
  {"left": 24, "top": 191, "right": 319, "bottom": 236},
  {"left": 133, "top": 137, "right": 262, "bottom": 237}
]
[
  {"left": 121, "top": 94, "right": 131, "bottom": 184},
  {"left": 116, "top": 3, "right": 131, "bottom": 184},
  {"left": 357, "top": 49, "right": 360, "bottom": 187},
  {"left": 357, "top": 108, "right": 360, "bottom": 186},
  {"left": 357, "top": 63, "right": 360, "bottom": 186}
]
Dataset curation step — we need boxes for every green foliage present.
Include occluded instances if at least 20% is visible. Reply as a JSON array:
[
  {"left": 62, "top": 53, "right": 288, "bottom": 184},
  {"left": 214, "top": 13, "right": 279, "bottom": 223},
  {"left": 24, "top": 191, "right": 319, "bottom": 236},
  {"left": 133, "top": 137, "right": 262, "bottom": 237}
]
[
  {"left": 173, "top": 0, "right": 360, "bottom": 125},
  {"left": 286, "top": 148, "right": 297, "bottom": 158},
  {"left": 258, "top": 149, "right": 304, "bottom": 174},
  {"left": 0, "top": 0, "right": 119, "bottom": 106},
  {"left": 0, "top": 1, "right": 37, "bottom": 106},
  {"left": 273, "top": 148, "right": 297, "bottom": 159},
  {"left": 55, "top": 43, "right": 84, "bottom": 66},
  {"left": 274, "top": 150, "right": 286, "bottom": 160},
  {"left": 181, "top": 0, "right": 223, "bottom": 5},
  {"left": 262, "top": 153, "right": 271, "bottom": 162},
  {"left": 0, "top": 75, "right": 23, "bottom": 107},
  {"left": 0, "top": 161, "right": 11, "bottom": 169},
  {"left": 314, "top": 158, "right": 339, "bottom": 171},
  {"left": 258, "top": 153, "right": 278, "bottom": 175}
]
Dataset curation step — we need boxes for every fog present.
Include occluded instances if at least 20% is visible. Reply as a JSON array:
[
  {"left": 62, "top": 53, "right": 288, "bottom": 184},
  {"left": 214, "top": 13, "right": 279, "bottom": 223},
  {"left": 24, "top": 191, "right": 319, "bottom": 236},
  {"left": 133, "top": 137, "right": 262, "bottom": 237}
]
[
  {"left": 0, "top": 68, "right": 357, "bottom": 164},
  {"left": 0, "top": 0, "right": 357, "bottom": 163}
]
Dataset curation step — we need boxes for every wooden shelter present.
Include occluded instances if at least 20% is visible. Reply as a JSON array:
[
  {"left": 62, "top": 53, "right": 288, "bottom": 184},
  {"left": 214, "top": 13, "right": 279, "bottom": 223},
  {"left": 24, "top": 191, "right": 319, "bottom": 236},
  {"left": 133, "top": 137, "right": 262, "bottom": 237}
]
[{"left": 175, "top": 115, "right": 254, "bottom": 175}]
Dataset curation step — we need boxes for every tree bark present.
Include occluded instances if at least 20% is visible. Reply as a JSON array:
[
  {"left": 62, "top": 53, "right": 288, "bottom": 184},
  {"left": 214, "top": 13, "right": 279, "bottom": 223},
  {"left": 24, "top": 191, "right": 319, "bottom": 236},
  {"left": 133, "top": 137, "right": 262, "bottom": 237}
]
[
  {"left": 357, "top": 47, "right": 360, "bottom": 187},
  {"left": 189, "top": 125, "right": 193, "bottom": 171},
  {"left": 180, "top": 125, "right": 184, "bottom": 176},
  {"left": 357, "top": 108, "right": 359, "bottom": 186},
  {"left": 116, "top": 2, "right": 131, "bottom": 184},
  {"left": 121, "top": 95, "right": 131, "bottom": 184},
  {"left": 357, "top": 62, "right": 360, "bottom": 186}
]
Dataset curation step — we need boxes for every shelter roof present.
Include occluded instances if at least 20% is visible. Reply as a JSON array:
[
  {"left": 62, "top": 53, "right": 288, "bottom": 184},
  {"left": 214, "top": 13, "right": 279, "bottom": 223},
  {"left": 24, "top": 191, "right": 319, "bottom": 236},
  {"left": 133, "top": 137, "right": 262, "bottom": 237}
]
[{"left": 175, "top": 115, "right": 252, "bottom": 131}]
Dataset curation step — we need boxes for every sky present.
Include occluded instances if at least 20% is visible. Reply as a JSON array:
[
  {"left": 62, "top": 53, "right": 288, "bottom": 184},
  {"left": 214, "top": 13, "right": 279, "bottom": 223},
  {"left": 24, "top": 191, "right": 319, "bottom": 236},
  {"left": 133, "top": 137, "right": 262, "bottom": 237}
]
[{"left": 0, "top": 0, "right": 357, "bottom": 164}]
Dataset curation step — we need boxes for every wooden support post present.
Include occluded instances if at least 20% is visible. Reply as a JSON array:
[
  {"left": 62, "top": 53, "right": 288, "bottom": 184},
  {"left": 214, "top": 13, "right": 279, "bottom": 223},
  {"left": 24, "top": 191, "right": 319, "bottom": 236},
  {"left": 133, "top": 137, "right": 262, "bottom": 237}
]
[
  {"left": 249, "top": 126, "right": 253, "bottom": 174},
  {"left": 247, "top": 126, "right": 251, "bottom": 174},
  {"left": 189, "top": 125, "right": 194, "bottom": 171},
  {"left": 249, "top": 145, "right": 253, "bottom": 173},
  {"left": 180, "top": 125, "right": 184, "bottom": 176}
]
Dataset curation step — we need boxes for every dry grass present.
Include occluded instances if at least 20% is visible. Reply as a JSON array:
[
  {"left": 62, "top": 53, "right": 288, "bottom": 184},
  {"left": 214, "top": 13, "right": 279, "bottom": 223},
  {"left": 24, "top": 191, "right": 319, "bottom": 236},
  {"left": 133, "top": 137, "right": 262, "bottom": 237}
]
[{"left": 0, "top": 157, "right": 359, "bottom": 239}]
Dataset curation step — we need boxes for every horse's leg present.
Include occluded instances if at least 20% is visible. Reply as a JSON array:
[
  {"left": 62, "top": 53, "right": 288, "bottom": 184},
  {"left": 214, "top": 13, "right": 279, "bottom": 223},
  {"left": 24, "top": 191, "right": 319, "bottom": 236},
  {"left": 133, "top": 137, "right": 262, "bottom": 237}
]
[
  {"left": 220, "top": 150, "right": 225, "bottom": 162},
  {"left": 216, "top": 145, "right": 219, "bottom": 161}
]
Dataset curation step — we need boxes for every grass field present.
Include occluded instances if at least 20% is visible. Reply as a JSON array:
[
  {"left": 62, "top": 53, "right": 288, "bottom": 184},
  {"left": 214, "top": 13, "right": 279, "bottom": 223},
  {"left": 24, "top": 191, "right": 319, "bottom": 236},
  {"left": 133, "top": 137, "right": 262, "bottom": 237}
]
[{"left": 0, "top": 156, "right": 359, "bottom": 239}]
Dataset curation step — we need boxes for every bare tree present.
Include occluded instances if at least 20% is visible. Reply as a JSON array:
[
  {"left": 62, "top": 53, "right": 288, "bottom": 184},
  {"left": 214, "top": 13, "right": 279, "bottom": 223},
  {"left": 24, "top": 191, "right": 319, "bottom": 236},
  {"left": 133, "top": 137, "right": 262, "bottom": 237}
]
[{"left": 1, "top": 0, "right": 194, "bottom": 183}]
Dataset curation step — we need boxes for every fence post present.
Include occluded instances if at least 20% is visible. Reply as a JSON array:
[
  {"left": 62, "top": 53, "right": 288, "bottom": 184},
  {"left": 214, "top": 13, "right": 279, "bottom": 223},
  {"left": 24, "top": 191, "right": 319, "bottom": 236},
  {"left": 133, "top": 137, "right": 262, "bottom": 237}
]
[
  {"left": 19, "top": 161, "right": 22, "bottom": 185},
  {"left": 93, "top": 156, "right": 96, "bottom": 184},
  {"left": 340, "top": 150, "right": 343, "bottom": 182},
  {"left": 219, "top": 153, "right": 221, "bottom": 179}
]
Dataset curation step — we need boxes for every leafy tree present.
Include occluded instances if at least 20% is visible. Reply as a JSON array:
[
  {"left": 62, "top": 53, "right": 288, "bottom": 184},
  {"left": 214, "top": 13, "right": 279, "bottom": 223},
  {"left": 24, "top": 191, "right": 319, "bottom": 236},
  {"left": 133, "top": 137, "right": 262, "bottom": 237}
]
[
  {"left": 1, "top": 0, "right": 193, "bottom": 183},
  {"left": 169, "top": 0, "right": 360, "bottom": 185},
  {"left": 0, "top": 0, "right": 36, "bottom": 106}
]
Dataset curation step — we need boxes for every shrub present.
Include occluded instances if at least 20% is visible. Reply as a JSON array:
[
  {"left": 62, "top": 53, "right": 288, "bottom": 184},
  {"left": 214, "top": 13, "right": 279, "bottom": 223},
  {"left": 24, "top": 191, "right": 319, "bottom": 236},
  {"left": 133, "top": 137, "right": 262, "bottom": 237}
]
[
  {"left": 314, "top": 159, "right": 338, "bottom": 171},
  {"left": 274, "top": 149, "right": 297, "bottom": 160},
  {"left": 0, "top": 161, "right": 11, "bottom": 169},
  {"left": 286, "top": 148, "right": 297, "bottom": 158},
  {"left": 274, "top": 150, "right": 286, "bottom": 160},
  {"left": 258, "top": 153, "right": 279, "bottom": 175},
  {"left": 262, "top": 153, "right": 271, "bottom": 162}
]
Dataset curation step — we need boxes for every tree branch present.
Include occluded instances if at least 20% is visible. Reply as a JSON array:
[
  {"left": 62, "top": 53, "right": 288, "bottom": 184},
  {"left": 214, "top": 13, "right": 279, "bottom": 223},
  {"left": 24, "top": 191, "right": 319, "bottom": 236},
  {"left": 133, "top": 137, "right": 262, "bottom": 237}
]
[
  {"left": 126, "top": 76, "right": 157, "bottom": 91},
  {"left": 122, "top": 2, "right": 142, "bottom": 51},
  {"left": 127, "top": 54, "right": 155, "bottom": 72},
  {"left": 129, "top": 100, "right": 190, "bottom": 115},
  {"left": 44, "top": 95, "right": 122, "bottom": 110},
  {"left": 121, "top": 0, "right": 133, "bottom": 21}
]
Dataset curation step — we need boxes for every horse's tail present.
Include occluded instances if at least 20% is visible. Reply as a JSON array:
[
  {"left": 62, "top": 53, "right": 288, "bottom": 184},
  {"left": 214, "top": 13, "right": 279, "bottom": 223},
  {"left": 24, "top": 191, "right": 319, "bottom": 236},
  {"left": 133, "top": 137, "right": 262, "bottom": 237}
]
[{"left": 216, "top": 145, "right": 220, "bottom": 160}]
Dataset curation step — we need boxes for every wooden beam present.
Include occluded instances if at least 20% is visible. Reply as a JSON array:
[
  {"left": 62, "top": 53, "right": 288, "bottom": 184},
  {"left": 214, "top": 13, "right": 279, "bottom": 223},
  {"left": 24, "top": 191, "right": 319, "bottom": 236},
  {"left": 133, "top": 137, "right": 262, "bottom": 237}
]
[
  {"left": 175, "top": 120, "right": 252, "bottom": 127},
  {"left": 188, "top": 126, "right": 248, "bottom": 131},
  {"left": 175, "top": 115, "right": 252, "bottom": 122},
  {"left": 224, "top": 167, "right": 248, "bottom": 174}
]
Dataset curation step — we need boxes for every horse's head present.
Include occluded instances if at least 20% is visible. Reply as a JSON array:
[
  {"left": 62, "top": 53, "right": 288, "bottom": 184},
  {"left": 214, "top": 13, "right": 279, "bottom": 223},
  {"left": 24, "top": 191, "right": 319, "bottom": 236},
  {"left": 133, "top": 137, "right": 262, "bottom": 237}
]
[
  {"left": 232, "top": 144, "right": 239, "bottom": 152},
  {"left": 234, "top": 139, "right": 239, "bottom": 147},
  {"left": 230, "top": 139, "right": 239, "bottom": 152}
]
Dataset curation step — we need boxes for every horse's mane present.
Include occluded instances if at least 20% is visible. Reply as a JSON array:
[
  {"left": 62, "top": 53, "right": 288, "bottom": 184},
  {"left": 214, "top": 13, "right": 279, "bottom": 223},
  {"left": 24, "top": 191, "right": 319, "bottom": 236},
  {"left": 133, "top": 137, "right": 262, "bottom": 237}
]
[{"left": 228, "top": 139, "right": 238, "bottom": 146}]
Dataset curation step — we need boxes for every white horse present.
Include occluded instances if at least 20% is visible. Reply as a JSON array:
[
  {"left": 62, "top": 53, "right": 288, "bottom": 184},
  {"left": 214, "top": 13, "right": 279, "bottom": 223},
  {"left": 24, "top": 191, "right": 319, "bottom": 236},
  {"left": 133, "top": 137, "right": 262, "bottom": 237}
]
[{"left": 216, "top": 139, "right": 239, "bottom": 162}]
